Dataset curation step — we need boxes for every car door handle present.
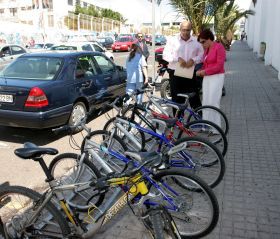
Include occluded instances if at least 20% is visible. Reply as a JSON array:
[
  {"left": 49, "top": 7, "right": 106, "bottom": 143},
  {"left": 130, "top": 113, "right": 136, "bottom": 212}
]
[
  {"left": 81, "top": 81, "right": 91, "bottom": 87},
  {"left": 104, "top": 77, "right": 111, "bottom": 80}
]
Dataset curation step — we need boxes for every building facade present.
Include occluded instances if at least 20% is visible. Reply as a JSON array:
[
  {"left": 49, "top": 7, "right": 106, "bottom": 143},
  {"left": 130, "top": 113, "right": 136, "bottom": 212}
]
[{"left": 246, "top": 0, "right": 280, "bottom": 80}]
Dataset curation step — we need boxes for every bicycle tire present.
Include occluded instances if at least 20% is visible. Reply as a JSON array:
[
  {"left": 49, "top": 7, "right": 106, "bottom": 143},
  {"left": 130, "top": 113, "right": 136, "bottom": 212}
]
[
  {"left": 149, "top": 169, "right": 219, "bottom": 238},
  {"left": 160, "top": 79, "right": 172, "bottom": 100},
  {"left": 81, "top": 130, "right": 128, "bottom": 173},
  {"left": 170, "top": 136, "right": 225, "bottom": 188},
  {"left": 121, "top": 105, "right": 157, "bottom": 143},
  {"left": 178, "top": 119, "right": 228, "bottom": 156},
  {"left": 49, "top": 153, "right": 105, "bottom": 212},
  {"left": 102, "top": 117, "right": 146, "bottom": 151},
  {"left": 0, "top": 185, "right": 71, "bottom": 238},
  {"left": 143, "top": 206, "right": 180, "bottom": 239},
  {"left": 187, "top": 105, "right": 229, "bottom": 135}
]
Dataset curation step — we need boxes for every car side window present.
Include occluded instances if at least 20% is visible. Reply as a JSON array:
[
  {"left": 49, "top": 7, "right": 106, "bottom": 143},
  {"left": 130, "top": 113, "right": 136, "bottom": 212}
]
[
  {"left": 1, "top": 46, "right": 11, "bottom": 56},
  {"left": 11, "top": 46, "right": 26, "bottom": 55},
  {"left": 93, "top": 55, "right": 114, "bottom": 73},
  {"left": 92, "top": 44, "right": 104, "bottom": 53},
  {"left": 75, "top": 55, "right": 97, "bottom": 79},
  {"left": 81, "top": 44, "right": 93, "bottom": 51}
]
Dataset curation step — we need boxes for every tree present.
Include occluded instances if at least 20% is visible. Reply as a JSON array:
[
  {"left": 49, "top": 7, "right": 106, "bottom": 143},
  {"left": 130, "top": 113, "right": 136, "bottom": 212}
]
[
  {"left": 169, "top": 0, "right": 231, "bottom": 34},
  {"left": 169, "top": 0, "right": 254, "bottom": 38}
]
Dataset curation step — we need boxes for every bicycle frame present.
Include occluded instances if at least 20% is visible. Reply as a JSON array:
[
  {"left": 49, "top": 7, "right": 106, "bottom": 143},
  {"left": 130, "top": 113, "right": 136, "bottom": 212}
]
[
  {"left": 22, "top": 156, "right": 184, "bottom": 238},
  {"left": 99, "top": 116, "right": 196, "bottom": 170}
]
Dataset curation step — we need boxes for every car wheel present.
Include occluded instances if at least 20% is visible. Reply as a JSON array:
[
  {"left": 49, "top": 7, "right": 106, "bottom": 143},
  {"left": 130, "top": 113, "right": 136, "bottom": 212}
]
[
  {"left": 113, "top": 50, "right": 116, "bottom": 52},
  {"left": 68, "top": 102, "right": 87, "bottom": 129}
]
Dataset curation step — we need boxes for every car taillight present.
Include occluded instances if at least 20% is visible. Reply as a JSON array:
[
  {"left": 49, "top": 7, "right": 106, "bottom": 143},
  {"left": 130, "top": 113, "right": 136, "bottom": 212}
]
[{"left": 25, "top": 87, "right": 49, "bottom": 108}]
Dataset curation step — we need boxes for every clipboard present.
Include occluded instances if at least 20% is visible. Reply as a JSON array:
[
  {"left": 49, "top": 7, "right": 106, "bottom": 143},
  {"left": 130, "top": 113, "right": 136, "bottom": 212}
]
[{"left": 174, "top": 62, "right": 195, "bottom": 79}]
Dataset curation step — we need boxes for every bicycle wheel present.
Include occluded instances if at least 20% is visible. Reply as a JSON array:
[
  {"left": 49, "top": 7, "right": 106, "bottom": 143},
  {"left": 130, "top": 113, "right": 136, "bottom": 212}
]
[
  {"left": 178, "top": 120, "right": 228, "bottom": 156},
  {"left": 81, "top": 130, "right": 128, "bottom": 173},
  {"left": 49, "top": 153, "right": 105, "bottom": 212},
  {"left": 170, "top": 136, "right": 225, "bottom": 188},
  {"left": 148, "top": 169, "right": 219, "bottom": 238},
  {"left": 103, "top": 117, "right": 146, "bottom": 151},
  {"left": 0, "top": 185, "right": 71, "bottom": 238},
  {"left": 187, "top": 105, "right": 229, "bottom": 135},
  {"left": 143, "top": 206, "right": 181, "bottom": 239},
  {"left": 122, "top": 105, "right": 157, "bottom": 144}
]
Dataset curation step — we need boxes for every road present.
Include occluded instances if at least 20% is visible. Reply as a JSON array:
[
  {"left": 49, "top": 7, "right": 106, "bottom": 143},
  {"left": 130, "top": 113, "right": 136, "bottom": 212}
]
[{"left": 0, "top": 47, "right": 165, "bottom": 188}]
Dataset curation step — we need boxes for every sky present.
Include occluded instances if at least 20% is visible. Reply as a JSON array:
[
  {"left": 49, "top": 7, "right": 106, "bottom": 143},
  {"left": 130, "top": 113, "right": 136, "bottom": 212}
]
[{"left": 93, "top": 0, "right": 252, "bottom": 25}]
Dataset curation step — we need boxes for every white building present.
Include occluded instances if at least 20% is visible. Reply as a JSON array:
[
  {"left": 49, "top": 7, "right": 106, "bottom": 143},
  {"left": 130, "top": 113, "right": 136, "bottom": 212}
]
[{"left": 246, "top": 0, "right": 280, "bottom": 80}]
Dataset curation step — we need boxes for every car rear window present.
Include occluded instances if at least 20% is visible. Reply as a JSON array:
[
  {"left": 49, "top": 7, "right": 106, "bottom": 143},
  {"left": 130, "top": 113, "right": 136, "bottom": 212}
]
[
  {"left": 51, "top": 45, "right": 77, "bottom": 50},
  {"left": 1, "top": 57, "right": 63, "bottom": 80}
]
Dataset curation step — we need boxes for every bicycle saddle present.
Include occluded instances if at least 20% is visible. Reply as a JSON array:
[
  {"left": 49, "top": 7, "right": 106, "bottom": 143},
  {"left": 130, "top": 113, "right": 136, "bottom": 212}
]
[{"left": 14, "top": 142, "right": 58, "bottom": 160}]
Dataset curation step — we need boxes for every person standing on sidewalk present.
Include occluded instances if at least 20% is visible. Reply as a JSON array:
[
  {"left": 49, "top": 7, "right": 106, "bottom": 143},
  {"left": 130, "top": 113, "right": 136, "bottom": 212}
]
[
  {"left": 162, "top": 20, "right": 204, "bottom": 112},
  {"left": 126, "top": 43, "right": 148, "bottom": 104},
  {"left": 196, "top": 29, "right": 226, "bottom": 128},
  {"left": 136, "top": 33, "right": 150, "bottom": 62}
]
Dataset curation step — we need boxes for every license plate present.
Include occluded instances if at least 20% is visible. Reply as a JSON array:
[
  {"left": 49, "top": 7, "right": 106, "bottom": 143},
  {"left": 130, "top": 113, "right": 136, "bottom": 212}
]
[
  {"left": 0, "top": 94, "right": 13, "bottom": 103},
  {"left": 115, "top": 46, "right": 120, "bottom": 49}
]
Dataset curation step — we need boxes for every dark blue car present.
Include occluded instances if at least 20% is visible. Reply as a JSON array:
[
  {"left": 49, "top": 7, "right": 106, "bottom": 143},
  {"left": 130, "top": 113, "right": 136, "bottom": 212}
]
[{"left": 0, "top": 51, "right": 126, "bottom": 129}]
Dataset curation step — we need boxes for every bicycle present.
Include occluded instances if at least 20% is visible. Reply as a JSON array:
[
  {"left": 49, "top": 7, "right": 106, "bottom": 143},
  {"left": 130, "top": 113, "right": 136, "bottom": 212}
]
[
  {"left": 67, "top": 104, "right": 225, "bottom": 188},
  {"left": 0, "top": 142, "right": 219, "bottom": 238},
  {"left": 103, "top": 91, "right": 228, "bottom": 157}
]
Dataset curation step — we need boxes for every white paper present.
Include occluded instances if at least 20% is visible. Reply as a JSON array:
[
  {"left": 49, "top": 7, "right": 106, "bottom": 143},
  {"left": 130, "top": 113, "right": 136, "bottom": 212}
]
[{"left": 174, "top": 63, "right": 195, "bottom": 79}]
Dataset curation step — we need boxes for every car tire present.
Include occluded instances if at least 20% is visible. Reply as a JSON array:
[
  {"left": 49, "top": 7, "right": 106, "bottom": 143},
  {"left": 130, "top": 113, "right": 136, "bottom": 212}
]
[
  {"left": 68, "top": 102, "right": 87, "bottom": 130},
  {"left": 113, "top": 50, "right": 116, "bottom": 52}
]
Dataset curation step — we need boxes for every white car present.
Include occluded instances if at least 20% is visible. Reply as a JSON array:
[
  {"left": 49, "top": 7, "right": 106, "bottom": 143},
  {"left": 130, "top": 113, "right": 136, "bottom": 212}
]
[
  {"left": 50, "top": 41, "right": 114, "bottom": 61},
  {"left": 0, "top": 44, "right": 27, "bottom": 71},
  {"left": 28, "top": 43, "right": 54, "bottom": 52}
]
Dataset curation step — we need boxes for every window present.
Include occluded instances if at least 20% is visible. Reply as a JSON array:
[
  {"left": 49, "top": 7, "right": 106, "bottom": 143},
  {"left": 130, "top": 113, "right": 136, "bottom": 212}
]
[
  {"left": 1, "top": 47, "right": 11, "bottom": 56},
  {"left": 2, "top": 57, "right": 63, "bottom": 80},
  {"left": 68, "top": 0, "right": 73, "bottom": 5},
  {"left": 81, "top": 44, "right": 93, "bottom": 51},
  {"left": 92, "top": 44, "right": 104, "bottom": 53},
  {"left": 75, "top": 56, "right": 97, "bottom": 79},
  {"left": 9, "top": 8, "right": 17, "bottom": 16},
  {"left": 11, "top": 46, "right": 26, "bottom": 55},
  {"left": 93, "top": 55, "right": 114, "bottom": 73},
  {"left": 83, "top": 2, "right": 87, "bottom": 7}
]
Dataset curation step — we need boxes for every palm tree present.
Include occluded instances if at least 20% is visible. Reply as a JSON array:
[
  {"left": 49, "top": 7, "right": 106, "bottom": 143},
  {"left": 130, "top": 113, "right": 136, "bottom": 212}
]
[
  {"left": 169, "top": 0, "right": 231, "bottom": 34},
  {"left": 214, "top": 2, "right": 254, "bottom": 47}
]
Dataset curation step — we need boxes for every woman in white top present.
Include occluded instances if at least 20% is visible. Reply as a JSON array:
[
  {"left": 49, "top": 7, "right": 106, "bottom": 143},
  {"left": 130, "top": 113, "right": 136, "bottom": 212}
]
[{"left": 126, "top": 43, "right": 148, "bottom": 103}]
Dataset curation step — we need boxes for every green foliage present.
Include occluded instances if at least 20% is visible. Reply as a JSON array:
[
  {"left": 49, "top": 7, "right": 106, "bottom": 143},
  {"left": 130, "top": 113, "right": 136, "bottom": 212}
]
[
  {"left": 74, "top": 3, "right": 124, "bottom": 22},
  {"left": 169, "top": 0, "right": 254, "bottom": 39}
]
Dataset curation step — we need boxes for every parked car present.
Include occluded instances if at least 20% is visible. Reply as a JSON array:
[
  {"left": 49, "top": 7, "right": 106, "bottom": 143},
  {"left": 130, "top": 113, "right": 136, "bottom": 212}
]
[
  {"left": 111, "top": 36, "right": 136, "bottom": 52},
  {"left": 155, "top": 47, "right": 168, "bottom": 64},
  {"left": 96, "top": 37, "right": 114, "bottom": 49},
  {"left": 155, "top": 35, "right": 167, "bottom": 45},
  {"left": 50, "top": 41, "right": 114, "bottom": 61},
  {"left": 145, "top": 34, "right": 152, "bottom": 46},
  {"left": 0, "top": 51, "right": 126, "bottom": 129},
  {"left": 0, "top": 44, "right": 27, "bottom": 71}
]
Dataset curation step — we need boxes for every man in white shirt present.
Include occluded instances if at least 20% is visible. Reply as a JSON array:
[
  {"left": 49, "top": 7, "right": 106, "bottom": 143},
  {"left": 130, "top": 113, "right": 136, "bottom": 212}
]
[{"left": 163, "top": 20, "right": 204, "bottom": 112}]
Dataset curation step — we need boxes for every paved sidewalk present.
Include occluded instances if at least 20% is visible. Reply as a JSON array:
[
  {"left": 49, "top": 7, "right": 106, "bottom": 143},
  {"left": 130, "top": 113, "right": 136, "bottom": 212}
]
[{"left": 94, "top": 40, "right": 280, "bottom": 238}]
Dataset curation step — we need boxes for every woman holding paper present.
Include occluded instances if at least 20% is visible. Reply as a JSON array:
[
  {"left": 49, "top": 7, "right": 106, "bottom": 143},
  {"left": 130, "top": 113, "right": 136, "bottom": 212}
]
[{"left": 196, "top": 29, "right": 226, "bottom": 128}]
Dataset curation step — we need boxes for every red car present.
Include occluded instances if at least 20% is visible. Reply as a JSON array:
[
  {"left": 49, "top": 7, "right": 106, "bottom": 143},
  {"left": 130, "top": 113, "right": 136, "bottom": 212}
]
[
  {"left": 145, "top": 34, "right": 152, "bottom": 46},
  {"left": 111, "top": 36, "right": 136, "bottom": 52}
]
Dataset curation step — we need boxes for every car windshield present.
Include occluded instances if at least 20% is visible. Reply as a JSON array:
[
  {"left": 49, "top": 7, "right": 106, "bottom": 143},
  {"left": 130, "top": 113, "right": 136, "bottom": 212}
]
[
  {"left": 0, "top": 57, "right": 63, "bottom": 80},
  {"left": 117, "top": 37, "right": 130, "bottom": 42},
  {"left": 51, "top": 45, "right": 77, "bottom": 50}
]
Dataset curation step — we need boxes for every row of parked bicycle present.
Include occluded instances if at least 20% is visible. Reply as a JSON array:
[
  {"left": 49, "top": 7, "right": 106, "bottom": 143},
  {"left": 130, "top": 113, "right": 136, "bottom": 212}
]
[{"left": 0, "top": 84, "right": 229, "bottom": 238}]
